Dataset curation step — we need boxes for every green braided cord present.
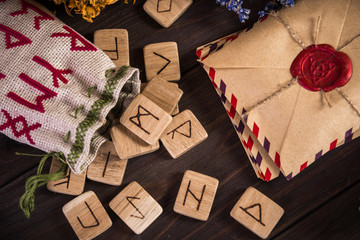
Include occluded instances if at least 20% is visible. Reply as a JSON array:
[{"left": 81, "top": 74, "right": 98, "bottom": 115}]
[
  {"left": 67, "top": 66, "right": 130, "bottom": 166},
  {"left": 19, "top": 152, "right": 68, "bottom": 219}
]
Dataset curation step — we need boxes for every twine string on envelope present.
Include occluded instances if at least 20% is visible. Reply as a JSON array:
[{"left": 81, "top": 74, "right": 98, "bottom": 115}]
[
  {"left": 241, "top": 13, "right": 360, "bottom": 119},
  {"left": 269, "top": 12, "right": 306, "bottom": 49},
  {"left": 241, "top": 77, "right": 297, "bottom": 118}
]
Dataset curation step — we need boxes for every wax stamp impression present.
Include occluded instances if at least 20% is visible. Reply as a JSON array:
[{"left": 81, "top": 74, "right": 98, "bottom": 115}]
[{"left": 290, "top": 44, "right": 352, "bottom": 92}]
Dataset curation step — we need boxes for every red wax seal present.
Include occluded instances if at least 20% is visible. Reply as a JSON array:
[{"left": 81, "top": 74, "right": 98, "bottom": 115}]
[{"left": 290, "top": 44, "right": 352, "bottom": 92}]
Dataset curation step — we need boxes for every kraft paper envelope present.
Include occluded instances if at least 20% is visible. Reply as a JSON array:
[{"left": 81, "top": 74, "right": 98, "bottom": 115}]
[{"left": 198, "top": 0, "right": 360, "bottom": 180}]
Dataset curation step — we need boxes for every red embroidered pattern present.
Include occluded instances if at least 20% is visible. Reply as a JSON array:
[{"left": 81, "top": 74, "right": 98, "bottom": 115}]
[
  {"left": 0, "top": 73, "right": 5, "bottom": 79},
  {"left": 7, "top": 73, "right": 57, "bottom": 113},
  {"left": 33, "top": 56, "right": 72, "bottom": 88},
  {"left": 10, "top": 0, "right": 54, "bottom": 30},
  {"left": 0, "top": 109, "right": 41, "bottom": 145},
  {"left": 0, "top": 23, "right": 32, "bottom": 49},
  {"left": 51, "top": 26, "right": 97, "bottom": 52}
]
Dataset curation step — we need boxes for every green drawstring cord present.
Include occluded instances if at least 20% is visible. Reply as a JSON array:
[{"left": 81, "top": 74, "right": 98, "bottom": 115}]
[{"left": 17, "top": 152, "right": 68, "bottom": 219}]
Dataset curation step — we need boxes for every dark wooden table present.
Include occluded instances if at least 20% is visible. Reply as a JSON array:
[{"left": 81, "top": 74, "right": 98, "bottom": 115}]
[{"left": 1, "top": 1, "right": 360, "bottom": 239}]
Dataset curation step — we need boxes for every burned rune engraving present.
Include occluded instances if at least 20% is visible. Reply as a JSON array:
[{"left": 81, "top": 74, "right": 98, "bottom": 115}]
[
  {"left": 103, "top": 37, "right": 119, "bottom": 60},
  {"left": 183, "top": 180, "right": 206, "bottom": 211},
  {"left": 240, "top": 203, "right": 265, "bottom": 226},
  {"left": 54, "top": 171, "right": 71, "bottom": 188},
  {"left": 126, "top": 196, "right": 145, "bottom": 219},
  {"left": 129, "top": 105, "right": 159, "bottom": 135},
  {"left": 167, "top": 120, "right": 191, "bottom": 139},
  {"left": 157, "top": 0, "right": 172, "bottom": 13},
  {"left": 153, "top": 52, "right": 171, "bottom": 75},
  {"left": 77, "top": 201, "right": 100, "bottom": 228}
]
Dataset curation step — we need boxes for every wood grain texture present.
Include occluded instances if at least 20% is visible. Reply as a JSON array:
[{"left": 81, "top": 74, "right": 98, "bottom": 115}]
[
  {"left": 94, "top": 29, "right": 130, "bottom": 66},
  {"left": 174, "top": 170, "right": 219, "bottom": 221},
  {"left": 109, "top": 181, "right": 163, "bottom": 234},
  {"left": 87, "top": 141, "right": 128, "bottom": 186},
  {"left": 47, "top": 158, "right": 87, "bottom": 195},
  {"left": 63, "top": 191, "right": 112, "bottom": 240},
  {"left": 230, "top": 187, "right": 284, "bottom": 239},
  {"left": 142, "top": 78, "right": 183, "bottom": 114},
  {"left": 0, "top": 0, "right": 360, "bottom": 240},
  {"left": 143, "top": 0, "right": 193, "bottom": 28},
  {"left": 143, "top": 42, "right": 181, "bottom": 81},
  {"left": 161, "top": 110, "right": 207, "bottom": 158},
  {"left": 110, "top": 123, "right": 160, "bottom": 160},
  {"left": 120, "top": 94, "right": 172, "bottom": 145}
]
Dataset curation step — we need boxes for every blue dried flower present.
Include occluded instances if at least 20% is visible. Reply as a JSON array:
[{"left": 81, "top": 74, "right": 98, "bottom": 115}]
[{"left": 216, "top": 0, "right": 295, "bottom": 22}]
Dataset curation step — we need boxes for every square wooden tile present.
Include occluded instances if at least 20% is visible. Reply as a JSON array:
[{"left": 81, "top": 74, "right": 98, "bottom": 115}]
[
  {"left": 160, "top": 110, "right": 207, "bottom": 158},
  {"left": 110, "top": 123, "right": 160, "bottom": 160},
  {"left": 63, "top": 191, "right": 112, "bottom": 240},
  {"left": 109, "top": 181, "right": 163, "bottom": 234},
  {"left": 94, "top": 29, "right": 129, "bottom": 67},
  {"left": 173, "top": 170, "right": 218, "bottom": 221},
  {"left": 230, "top": 187, "right": 284, "bottom": 239},
  {"left": 143, "top": 42, "right": 180, "bottom": 81},
  {"left": 142, "top": 77, "right": 183, "bottom": 114},
  {"left": 171, "top": 104, "right": 179, "bottom": 115},
  {"left": 87, "top": 141, "right": 128, "bottom": 186},
  {"left": 120, "top": 94, "right": 172, "bottom": 145},
  {"left": 47, "top": 158, "right": 86, "bottom": 195},
  {"left": 143, "top": 0, "right": 193, "bottom": 28}
]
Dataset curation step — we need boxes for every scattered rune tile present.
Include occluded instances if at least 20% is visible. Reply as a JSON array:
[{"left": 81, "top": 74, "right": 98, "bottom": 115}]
[
  {"left": 63, "top": 191, "right": 112, "bottom": 240},
  {"left": 230, "top": 187, "right": 284, "bottom": 239},
  {"left": 110, "top": 123, "right": 160, "bottom": 160},
  {"left": 143, "top": 42, "right": 180, "bottom": 81},
  {"left": 142, "top": 77, "right": 183, "bottom": 114},
  {"left": 161, "top": 110, "right": 207, "bottom": 158},
  {"left": 47, "top": 158, "right": 86, "bottom": 195},
  {"left": 173, "top": 170, "right": 219, "bottom": 221},
  {"left": 94, "top": 29, "right": 129, "bottom": 66},
  {"left": 143, "top": 0, "right": 193, "bottom": 28},
  {"left": 87, "top": 141, "right": 128, "bottom": 186},
  {"left": 120, "top": 94, "right": 172, "bottom": 145},
  {"left": 109, "top": 181, "right": 163, "bottom": 234}
]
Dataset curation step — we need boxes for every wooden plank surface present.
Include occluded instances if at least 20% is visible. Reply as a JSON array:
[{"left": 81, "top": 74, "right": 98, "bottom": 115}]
[{"left": 1, "top": 0, "right": 360, "bottom": 240}]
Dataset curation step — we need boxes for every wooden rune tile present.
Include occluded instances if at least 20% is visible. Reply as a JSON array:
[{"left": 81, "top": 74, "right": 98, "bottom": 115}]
[
  {"left": 230, "top": 187, "right": 284, "bottom": 239},
  {"left": 120, "top": 94, "right": 172, "bottom": 145},
  {"left": 63, "top": 191, "right": 112, "bottom": 240},
  {"left": 142, "top": 77, "right": 183, "bottom": 114},
  {"left": 109, "top": 181, "right": 163, "bottom": 234},
  {"left": 87, "top": 141, "right": 128, "bottom": 186},
  {"left": 161, "top": 110, "right": 207, "bottom": 158},
  {"left": 173, "top": 170, "right": 218, "bottom": 221},
  {"left": 94, "top": 29, "right": 129, "bottom": 67},
  {"left": 47, "top": 158, "right": 86, "bottom": 195},
  {"left": 143, "top": 42, "right": 180, "bottom": 81},
  {"left": 143, "top": 0, "right": 193, "bottom": 28},
  {"left": 172, "top": 104, "right": 179, "bottom": 115},
  {"left": 110, "top": 123, "right": 160, "bottom": 160}
]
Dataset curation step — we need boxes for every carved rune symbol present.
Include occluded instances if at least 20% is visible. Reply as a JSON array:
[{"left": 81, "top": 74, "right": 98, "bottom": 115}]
[
  {"left": 126, "top": 196, "right": 145, "bottom": 219},
  {"left": 129, "top": 105, "right": 159, "bottom": 135},
  {"left": 167, "top": 120, "right": 191, "bottom": 139},
  {"left": 54, "top": 171, "right": 71, "bottom": 188},
  {"left": 183, "top": 180, "right": 206, "bottom": 211},
  {"left": 157, "top": 0, "right": 172, "bottom": 13},
  {"left": 77, "top": 201, "right": 100, "bottom": 228},
  {"left": 103, "top": 37, "right": 119, "bottom": 61},
  {"left": 240, "top": 203, "right": 265, "bottom": 226},
  {"left": 153, "top": 52, "right": 171, "bottom": 75},
  {"left": 102, "top": 151, "right": 111, "bottom": 177}
]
